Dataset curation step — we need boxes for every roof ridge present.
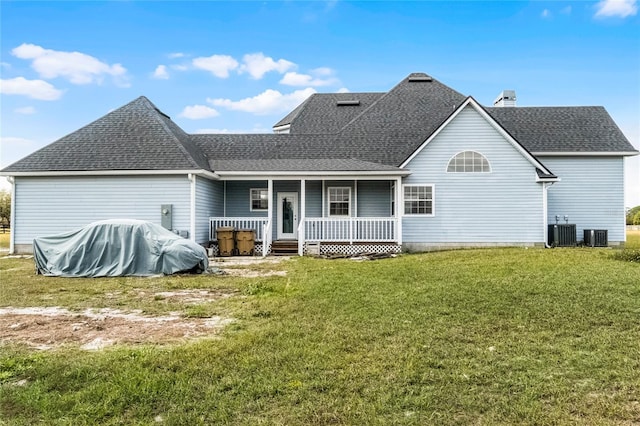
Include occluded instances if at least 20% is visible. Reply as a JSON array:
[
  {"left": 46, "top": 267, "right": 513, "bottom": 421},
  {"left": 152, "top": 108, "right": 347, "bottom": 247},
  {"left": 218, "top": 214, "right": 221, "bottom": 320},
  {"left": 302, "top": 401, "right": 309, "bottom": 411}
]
[
  {"left": 335, "top": 73, "right": 466, "bottom": 135},
  {"left": 138, "top": 97, "right": 206, "bottom": 170},
  {"left": 0, "top": 96, "right": 152, "bottom": 171},
  {"left": 334, "top": 88, "right": 396, "bottom": 133},
  {"left": 273, "top": 93, "right": 316, "bottom": 128}
]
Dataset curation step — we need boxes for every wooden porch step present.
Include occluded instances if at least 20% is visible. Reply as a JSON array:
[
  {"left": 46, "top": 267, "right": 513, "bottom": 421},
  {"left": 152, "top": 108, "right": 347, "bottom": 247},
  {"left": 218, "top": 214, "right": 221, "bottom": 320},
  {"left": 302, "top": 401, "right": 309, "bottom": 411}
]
[{"left": 271, "top": 240, "right": 298, "bottom": 255}]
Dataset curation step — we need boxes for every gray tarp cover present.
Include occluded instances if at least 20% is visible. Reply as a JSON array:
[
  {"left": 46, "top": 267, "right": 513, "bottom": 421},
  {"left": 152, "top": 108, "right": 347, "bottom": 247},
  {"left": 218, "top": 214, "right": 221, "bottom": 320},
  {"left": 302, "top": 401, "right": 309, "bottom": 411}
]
[{"left": 34, "top": 219, "right": 208, "bottom": 277}]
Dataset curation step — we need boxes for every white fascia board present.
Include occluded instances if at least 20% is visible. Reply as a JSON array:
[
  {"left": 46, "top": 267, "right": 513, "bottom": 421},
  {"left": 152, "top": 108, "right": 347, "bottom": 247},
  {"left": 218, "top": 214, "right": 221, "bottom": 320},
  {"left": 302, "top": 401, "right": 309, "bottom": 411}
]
[
  {"left": 400, "top": 99, "right": 470, "bottom": 168},
  {"left": 0, "top": 169, "right": 220, "bottom": 179},
  {"left": 532, "top": 151, "right": 639, "bottom": 157},
  {"left": 216, "top": 170, "right": 410, "bottom": 180},
  {"left": 400, "top": 97, "right": 555, "bottom": 177},
  {"left": 219, "top": 172, "right": 410, "bottom": 180}
]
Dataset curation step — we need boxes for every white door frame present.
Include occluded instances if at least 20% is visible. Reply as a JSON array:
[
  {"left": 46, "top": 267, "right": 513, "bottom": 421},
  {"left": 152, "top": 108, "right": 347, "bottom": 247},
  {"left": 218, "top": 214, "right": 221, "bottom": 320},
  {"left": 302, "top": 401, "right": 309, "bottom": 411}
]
[{"left": 277, "top": 192, "right": 298, "bottom": 240}]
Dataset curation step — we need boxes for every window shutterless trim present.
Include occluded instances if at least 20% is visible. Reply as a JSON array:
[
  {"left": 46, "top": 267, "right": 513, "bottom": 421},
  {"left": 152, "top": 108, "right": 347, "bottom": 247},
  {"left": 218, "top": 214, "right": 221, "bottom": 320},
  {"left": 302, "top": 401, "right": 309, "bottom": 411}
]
[
  {"left": 250, "top": 188, "right": 269, "bottom": 211},
  {"left": 328, "top": 186, "right": 351, "bottom": 216},
  {"left": 402, "top": 184, "right": 435, "bottom": 216}
]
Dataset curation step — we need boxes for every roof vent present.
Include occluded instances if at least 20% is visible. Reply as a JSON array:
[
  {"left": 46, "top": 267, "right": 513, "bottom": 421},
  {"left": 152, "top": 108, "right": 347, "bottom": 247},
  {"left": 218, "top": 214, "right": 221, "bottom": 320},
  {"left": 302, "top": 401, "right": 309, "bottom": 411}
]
[
  {"left": 493, "top": 90, "right": 517, "bottom": 107},
  {"left": 336, "top": 100, "right": 360, "bottom": 106},
  {"left": 408, "top": 75, "right": 433, "bottom": 82}
]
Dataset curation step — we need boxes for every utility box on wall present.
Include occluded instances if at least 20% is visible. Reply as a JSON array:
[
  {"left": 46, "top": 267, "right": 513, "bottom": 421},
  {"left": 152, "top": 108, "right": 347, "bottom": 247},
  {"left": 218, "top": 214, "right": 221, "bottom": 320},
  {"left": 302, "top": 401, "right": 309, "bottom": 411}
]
[{"left": 161, "top": 204, "right": 172, "bottom": 230}]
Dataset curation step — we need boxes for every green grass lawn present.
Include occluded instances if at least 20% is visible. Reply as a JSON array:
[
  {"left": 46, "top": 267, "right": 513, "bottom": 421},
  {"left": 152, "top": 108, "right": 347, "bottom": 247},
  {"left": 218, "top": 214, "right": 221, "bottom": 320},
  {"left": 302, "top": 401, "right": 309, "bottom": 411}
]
[
  {"left": 0, "top": 232, "right": 9, "bottom": 250},
  {"left": 1, "top": 236, "right": 639, "bottom": 425}
]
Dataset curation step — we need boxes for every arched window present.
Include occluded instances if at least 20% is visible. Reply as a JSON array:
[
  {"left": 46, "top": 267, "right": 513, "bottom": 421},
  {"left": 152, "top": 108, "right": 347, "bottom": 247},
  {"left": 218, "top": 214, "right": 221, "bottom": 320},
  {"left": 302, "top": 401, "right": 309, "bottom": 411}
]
[{"left": 447, "top": 151, "right": 491, "bottom": 173}]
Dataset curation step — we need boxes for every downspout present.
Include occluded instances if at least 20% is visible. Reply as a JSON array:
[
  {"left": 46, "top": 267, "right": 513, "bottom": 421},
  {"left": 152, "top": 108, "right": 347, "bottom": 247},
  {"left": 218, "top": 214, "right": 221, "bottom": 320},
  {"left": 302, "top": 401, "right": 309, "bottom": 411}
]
[
  {"left": 396, "top": 176, "right": 403, "bottom": 246},
  {"left": 543, "top": 182, "right": 555, "bottom": 248},
  {"left": 8, "top": 176, "right": 15, "bottom": 254},
  {"left": 299, "top": 179, "right": 306, "bottom": 256},
  {"left": 188, "top": 174, "right": 196, "bottom": 241}
]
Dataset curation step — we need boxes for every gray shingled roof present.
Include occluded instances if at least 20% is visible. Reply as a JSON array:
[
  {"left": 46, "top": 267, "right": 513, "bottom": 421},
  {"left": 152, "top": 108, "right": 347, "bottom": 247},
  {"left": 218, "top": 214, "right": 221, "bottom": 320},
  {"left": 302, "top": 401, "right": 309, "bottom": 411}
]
[
  {"left": 273, "top": 92, "right": 384, "bottom": 133},
  {"left": 487, "top": 106, "right": 637, "bottom": 153},
  {"left": 1, "top": 96, "right": 209, "bottom": 173},
  {"left": 209, "top": 158, "right": 406, "bottom": 172},
  {"left": 2, "top": 73, "right": 636, "bottom": 176},
  {"left": 324, "top": 73, "right": 468, "bottom": 165}
]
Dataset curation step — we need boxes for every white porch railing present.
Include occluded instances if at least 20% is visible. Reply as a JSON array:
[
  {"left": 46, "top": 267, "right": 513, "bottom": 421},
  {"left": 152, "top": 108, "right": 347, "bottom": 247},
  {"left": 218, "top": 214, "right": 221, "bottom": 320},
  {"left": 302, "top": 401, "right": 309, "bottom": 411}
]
[
  {"left": 210, "top": 217, "right": 271, "bottom": 257},
  {"left": 262, "top": 220, "right": 272, "bottom": 258},
  {"left": 209, "top": 217, "right": 269, "bottom": 242},
  {"left": 302, "top": 217, "right": 398, "bottom": 243}
]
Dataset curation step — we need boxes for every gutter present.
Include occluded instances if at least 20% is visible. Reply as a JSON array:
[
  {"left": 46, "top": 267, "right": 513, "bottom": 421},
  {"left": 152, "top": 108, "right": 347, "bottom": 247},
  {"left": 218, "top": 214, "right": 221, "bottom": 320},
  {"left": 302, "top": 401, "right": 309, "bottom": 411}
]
[{"left": 0, "top": 169, "right": 221, "bottom": 180}]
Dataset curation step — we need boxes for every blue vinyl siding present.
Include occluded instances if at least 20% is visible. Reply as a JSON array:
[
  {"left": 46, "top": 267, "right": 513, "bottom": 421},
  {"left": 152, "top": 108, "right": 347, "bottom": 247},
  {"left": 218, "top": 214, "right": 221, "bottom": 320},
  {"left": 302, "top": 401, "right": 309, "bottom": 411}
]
[
  {"left": 224, "top": 181, "right": 269, "bottom": 217},
  {"left": 14, "top": 175, "right": 190, "bottom": 246},
  {"left": 543, "top": 156, "right": 626, "bottom": 243},
  {"left": 195, "top": 176, "right": 223, "bottom": 243},
  {"left": 357, "top": 181, "right": 391, "bottom": 217},
  {"left": 402, "top": 105, "right": 544, "bottom": 244},
  {"left": 305, "top": 180, "right": 322, "bottom": 217}
]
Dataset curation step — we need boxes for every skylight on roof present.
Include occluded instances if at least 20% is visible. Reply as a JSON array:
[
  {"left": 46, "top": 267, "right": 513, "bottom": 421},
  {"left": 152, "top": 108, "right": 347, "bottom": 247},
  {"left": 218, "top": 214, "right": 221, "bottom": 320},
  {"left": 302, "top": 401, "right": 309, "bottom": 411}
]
[{"left": 336, "top": 100, "right": 360, "bottom": 106}]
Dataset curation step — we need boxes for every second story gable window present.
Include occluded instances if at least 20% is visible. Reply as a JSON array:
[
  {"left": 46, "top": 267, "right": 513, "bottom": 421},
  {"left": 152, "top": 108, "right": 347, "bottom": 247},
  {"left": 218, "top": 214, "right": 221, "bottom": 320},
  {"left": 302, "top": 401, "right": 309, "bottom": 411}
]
[{"left": 447, "top": 151, "right": 491, "bottom": 173}]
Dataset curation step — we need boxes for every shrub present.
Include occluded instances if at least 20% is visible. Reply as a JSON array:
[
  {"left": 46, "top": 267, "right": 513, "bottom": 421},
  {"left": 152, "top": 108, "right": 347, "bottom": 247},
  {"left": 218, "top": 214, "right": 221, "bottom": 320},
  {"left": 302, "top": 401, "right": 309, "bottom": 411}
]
[{"left": 612, "top": 248, "right": 640, "bottom": 263}]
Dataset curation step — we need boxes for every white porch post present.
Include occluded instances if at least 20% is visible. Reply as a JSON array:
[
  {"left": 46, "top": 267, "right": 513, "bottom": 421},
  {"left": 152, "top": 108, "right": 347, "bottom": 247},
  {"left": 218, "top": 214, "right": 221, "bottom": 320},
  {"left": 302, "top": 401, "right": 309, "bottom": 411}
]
[
  {"left": 299, "top": 179, "right": 306, "bottom": 255},
  {"left": 267, "top": 178, "right": 273, "bottom": 228},
  {"left": 354, "top": 179, "right": 358, "bottom": 217},
  {"left": 396, "top": 176, "right": 403, "bottom": 246},
  {"left": 321, "top": 180, "right": 326, "bottom": 217}
]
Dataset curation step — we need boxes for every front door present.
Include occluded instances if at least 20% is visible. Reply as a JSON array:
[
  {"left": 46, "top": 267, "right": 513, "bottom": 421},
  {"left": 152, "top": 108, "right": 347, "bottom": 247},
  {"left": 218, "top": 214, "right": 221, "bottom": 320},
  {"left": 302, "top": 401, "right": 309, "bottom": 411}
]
[{"left": 277, "top": 192, "right": 298, "bottom": 240}]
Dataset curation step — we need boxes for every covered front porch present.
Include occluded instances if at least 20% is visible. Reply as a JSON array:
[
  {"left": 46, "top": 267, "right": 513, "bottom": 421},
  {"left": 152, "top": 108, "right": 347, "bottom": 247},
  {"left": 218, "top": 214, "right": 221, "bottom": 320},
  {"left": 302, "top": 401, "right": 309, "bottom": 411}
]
[{"left": 207, "top": 171, "right": 407, "bottom": 256}]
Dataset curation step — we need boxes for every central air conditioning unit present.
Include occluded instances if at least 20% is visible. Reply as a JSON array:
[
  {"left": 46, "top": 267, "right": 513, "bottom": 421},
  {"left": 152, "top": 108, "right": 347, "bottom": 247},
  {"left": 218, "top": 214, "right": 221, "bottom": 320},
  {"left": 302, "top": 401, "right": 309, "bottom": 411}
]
[
  {"left": 548, "top": 224, "right": 577, "bottom": 247},
  {"left": 584, "top": 229, "right": 608, "bottom": 247}
]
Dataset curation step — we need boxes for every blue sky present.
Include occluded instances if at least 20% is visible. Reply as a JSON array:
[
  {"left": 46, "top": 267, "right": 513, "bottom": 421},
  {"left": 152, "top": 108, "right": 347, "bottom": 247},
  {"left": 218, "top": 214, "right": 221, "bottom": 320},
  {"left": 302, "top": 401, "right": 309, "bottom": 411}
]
[{"left": 1, "top": 0, "right": 639, "bottom": 205}]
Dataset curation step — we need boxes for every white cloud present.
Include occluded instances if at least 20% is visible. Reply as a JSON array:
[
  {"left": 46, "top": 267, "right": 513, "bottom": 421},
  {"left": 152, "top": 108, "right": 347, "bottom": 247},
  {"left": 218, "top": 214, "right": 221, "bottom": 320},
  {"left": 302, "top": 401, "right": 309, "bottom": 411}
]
[
  {"left": 239, "top": 53, "right": 296, "bottom": 79},
  {"left": 152, "top": 65, "right": 169, "bottom": 80},
  {"left": 311, "top": 67, "right": 333, "bottom": 76},
  {"left": 171, "top": 64, "right": 189, "bottom": 71},
  {"left": 179, "top": 104, "right": 220, "bottom": 119},
  {"left": 595, "top": 0, "right": 637, "bottom": 17},
  {"left": 337, "top": 87, "right": 350, "bottom": 93},
  {"left": 168, "top": 52, "right": 185, "bottom": 59},
  {"left": 280, "top": 71, "right": 338, "bottom": 87},
  {"left": 0, "top": 77, "right": 63, "bottom": 100},
  {"left": 1, "top": 62, "right": 10, "bottom": 69},
  {"left": 541, "top": 9, "right": 551, "bottom": 18},
  {"left": 14, "top": 106, "right": 36, "bottom": 114},
  {"left": 11, "top": 43, "right": 129, "bottom": 86},
  {"left": 208, "top": 87, "right": 316, "bottom": 115},
  {"left": 192, "top": 54, "right": 239, "bottom": 78},
  {"left": 561, "top": 6, "right": 572, "bottom": 14}
]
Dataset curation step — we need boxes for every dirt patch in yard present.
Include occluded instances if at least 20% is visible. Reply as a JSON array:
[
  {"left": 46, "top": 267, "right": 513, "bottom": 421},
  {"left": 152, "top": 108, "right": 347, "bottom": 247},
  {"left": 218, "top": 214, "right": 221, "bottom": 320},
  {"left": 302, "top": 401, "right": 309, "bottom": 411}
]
[{"left": 0, "top": 307, "right": 234, "bottom": 351}]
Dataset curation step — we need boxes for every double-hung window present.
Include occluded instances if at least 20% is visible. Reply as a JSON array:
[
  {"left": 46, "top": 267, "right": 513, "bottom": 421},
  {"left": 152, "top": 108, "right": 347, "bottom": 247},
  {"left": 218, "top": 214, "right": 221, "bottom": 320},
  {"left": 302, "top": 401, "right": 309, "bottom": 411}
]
[
  {"left": 329, "top": 187, "right": 350, "bottom": 216},
  {"left": 250, "top": 188, "right": 268, "bottom": 211},
  {"left": 403, "top": 185, "right": 434, "bottom": 215}
]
